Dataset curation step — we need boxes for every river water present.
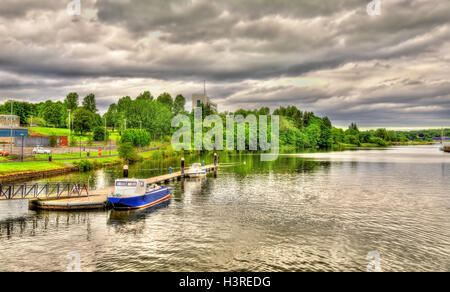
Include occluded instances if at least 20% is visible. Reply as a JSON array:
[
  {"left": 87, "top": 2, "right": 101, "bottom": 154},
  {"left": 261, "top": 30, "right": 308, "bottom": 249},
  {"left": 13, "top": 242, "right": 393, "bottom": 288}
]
[{"left": 0, "top": 145, "right": 449, "bottom": 272}]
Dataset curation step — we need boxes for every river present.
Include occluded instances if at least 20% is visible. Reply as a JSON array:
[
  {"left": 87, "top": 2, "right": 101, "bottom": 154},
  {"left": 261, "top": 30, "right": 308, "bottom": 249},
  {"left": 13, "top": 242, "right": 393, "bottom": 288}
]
[{"left": 0, "top": 145, "right": 449, "bottom": 271}]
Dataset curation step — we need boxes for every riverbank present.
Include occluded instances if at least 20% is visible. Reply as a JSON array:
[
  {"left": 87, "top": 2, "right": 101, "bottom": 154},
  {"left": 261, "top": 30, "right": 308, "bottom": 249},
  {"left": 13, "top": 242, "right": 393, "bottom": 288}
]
[
  {"left": 0, "top": 162, "right": 78, "bottom": 183},
  {"left": 0, "top": 144, "right": 180, "bottom": 183}
]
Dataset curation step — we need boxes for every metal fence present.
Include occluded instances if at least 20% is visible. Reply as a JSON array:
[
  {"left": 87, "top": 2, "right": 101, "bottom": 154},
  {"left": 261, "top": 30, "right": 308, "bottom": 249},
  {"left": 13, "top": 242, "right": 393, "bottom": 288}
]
[
  {"left": 14, "top": 136, "right": 50, "bottom": 147},
  {"left": 0, "top": 182, "right": 89, "bottom": 200}
]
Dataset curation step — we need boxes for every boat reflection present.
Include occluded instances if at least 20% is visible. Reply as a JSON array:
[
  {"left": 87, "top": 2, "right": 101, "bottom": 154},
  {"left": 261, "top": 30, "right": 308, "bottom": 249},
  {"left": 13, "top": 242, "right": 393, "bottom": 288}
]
[{"left": 107, "top": 200, "right": 171, "bottom": 225}]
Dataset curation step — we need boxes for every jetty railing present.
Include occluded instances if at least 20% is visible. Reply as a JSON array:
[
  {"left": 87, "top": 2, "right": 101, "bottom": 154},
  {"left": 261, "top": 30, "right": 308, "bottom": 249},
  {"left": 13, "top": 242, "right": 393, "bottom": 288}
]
[{"left": 0, "top": 182, "right": 89, "bottom": 200}]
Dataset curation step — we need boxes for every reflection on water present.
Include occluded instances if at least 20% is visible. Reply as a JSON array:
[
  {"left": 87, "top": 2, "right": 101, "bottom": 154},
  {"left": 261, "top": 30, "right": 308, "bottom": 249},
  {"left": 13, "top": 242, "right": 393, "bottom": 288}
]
[
  {"left": 0, "top": 146, "right": 449, "bottom": 271},
  {"left": 108, "top": 201, "right": 171, "bottom": 226},
  {"left": 0, "top": 200, "right": 31, "bottom": 222}
]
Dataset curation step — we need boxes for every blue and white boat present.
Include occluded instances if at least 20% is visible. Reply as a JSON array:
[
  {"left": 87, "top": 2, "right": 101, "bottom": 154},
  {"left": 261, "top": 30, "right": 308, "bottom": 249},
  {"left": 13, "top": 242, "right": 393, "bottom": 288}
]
[
  {"left": 187, "top": 163, "right": 207, "bottom": 178},
  {"left": 108, "top": 179, "right": 171, "bottom": 210}
]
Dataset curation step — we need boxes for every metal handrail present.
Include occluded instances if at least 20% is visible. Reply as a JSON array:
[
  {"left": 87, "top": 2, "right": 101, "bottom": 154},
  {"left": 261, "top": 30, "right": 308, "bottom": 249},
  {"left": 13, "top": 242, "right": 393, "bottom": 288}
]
[{"left": 0, "top": 182, "right": 89, "bottom": 200}]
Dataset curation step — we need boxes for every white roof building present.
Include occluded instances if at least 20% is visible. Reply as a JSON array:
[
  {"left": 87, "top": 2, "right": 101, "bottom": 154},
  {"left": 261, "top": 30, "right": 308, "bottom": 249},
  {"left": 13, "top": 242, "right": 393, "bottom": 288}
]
[{"left": 192, "top": 94, "right": 218, "bottom": 112}]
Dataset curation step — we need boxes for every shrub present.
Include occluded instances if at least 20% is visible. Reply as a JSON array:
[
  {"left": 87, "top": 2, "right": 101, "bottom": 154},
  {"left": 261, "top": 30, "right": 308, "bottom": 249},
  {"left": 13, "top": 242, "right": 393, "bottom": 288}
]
[
  {"left": 151, "top": 151, "right": 163, "bottom": 160},
  {"left": 369, "top": 136, "right": 388, "bottom": 147},
  {"left": 87, "top": 136, "right": 94, "bottom": 146},
  {"left": 121, "top": 129, "right": 151, "bottom": 147},
  {"left": 118, "top": 142, "right": 143, "bottom": 163},
  {"left": 49, "top": 136, "right": 58, "bottom": 148},
  {"left": 344, "top": 134, "right": 360, "bottom": 146},
  {"left": 27, "top": 117, "right": 46, "bottom": 127},
  {"left": 93, "top": 126, "right": 108, "bottom": 141},
  {"left": 73, "top": 160, "right": 94, "bottom": 172},
  {"left": 69, "top": 138, "right": 77, "bottom": 147}
]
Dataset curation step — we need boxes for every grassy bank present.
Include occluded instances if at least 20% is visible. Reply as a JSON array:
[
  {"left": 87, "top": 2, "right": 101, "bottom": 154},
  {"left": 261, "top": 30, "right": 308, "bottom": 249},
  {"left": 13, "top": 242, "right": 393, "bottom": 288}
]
[{"left": 0, "top": 161, "right": 69, "bottom": 175}]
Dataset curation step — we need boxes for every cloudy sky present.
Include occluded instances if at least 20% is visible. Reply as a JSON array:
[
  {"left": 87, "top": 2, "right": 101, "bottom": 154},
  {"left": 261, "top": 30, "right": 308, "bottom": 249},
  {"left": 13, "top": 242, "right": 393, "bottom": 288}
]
[{"left": 0, "top": 0, "right": 449, "bottom": 128}]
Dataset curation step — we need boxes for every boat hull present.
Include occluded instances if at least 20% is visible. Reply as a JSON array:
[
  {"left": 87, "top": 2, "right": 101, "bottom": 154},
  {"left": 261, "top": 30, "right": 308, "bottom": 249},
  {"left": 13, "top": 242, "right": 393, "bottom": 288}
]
[
  {"left": 188, "top": 172, "right": 207, "bottom": 178},
  {"left": 108, "top": 187, "right": 171, "bottom": 210}
]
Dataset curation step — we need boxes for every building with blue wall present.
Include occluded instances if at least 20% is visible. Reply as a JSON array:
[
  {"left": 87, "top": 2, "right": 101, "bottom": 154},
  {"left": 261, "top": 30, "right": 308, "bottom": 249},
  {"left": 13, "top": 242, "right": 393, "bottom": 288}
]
[
  {"left": 0, "top": 129, "right": 29, "bottom": 137},
  {"left": 0, "top": 115, "right": 28, "bottom": 138}
]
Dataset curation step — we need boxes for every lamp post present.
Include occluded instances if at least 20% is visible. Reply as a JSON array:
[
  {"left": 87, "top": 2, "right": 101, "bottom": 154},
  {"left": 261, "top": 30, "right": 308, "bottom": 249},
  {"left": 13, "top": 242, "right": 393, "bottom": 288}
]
[
  {"left": 104, "top": 116, "right": 107, "bottom": 143},
  {"left": 68, "top": 109, "right": 72, "bottom": 154},
  {"left": 20, "top": 133, "right": 24, "bottom": 162},
  {"left": 10, "top": 100, "right": 13, "bottom": 154}
]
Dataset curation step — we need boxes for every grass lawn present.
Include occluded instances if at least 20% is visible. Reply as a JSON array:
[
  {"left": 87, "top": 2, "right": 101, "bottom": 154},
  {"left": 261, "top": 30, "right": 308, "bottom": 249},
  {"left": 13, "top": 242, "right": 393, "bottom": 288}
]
[
  {"left": 32, "top": 150, "right": 119, "bottom": 160},
  {"left": 0, "top": 161, "right": 67, "bottom": 175},
  {"left": 60, "top": 156, "right": 122, "bottom": 164},
  {"left": 27, "top": 127, "right": 70, "bottom": 136},
  {"left": 109, "top": 132, "right": 121, "bottom": 143},
  {"left": 360, "top": 143, "right": 383, "bottom": 147},
  {"left": 27, "top": 127, "right": 91, "bottom": 142},
  {"left": 28, "top": 127, "right": 122, "bottom": 144}
]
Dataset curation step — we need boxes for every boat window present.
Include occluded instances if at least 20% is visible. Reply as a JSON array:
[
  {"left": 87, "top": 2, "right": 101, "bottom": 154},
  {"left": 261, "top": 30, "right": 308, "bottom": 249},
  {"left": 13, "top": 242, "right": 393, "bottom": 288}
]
[
  {"left": 140, "top": 182, "right": 144, "bottom": 187},
  {"left": 116, "top": 181, "right": 137, "bottom": 187}
]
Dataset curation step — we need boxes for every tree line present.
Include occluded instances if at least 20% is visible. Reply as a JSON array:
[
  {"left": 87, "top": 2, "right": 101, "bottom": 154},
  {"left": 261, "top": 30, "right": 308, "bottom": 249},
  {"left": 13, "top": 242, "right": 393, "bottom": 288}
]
[{"left": 1, "top": 93, "right": 445, "bottom": 150}]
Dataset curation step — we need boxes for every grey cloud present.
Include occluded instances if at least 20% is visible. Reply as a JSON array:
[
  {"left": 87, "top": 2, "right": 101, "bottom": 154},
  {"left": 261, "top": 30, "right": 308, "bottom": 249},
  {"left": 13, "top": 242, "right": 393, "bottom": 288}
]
[{"left": 0, "top": 0, "right": 450, "bottom": 127}]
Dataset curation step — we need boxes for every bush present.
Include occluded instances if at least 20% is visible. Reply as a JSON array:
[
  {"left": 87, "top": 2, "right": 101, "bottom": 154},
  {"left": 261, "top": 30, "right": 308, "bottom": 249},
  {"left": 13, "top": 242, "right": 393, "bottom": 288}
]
[
  {"left": 344, "top": 134, "right": 360, "bottom": 146},
  {"left": 121, "top": 129, "right": 151, "bottom": 147},
  {"left": 49, "top": 136, "right": 57, "bottom": 147},
  {"left": 151, "top": 151, "right": 163, "bottom": 160},
  {"left": 27, "top": 117, "right": 46, "bottom": 127},
  {"left": 118, "top": 142, "right": 143, "bottom": 163},
  {"left": 73, "top": 160, "right": 94, "bottom": 172},
  {"left": 369, "top": 136, "right": 388, "bottom": 147},
  {"left": 93, "top": 126, "right": 108, "bottom": 141},
  {"left": 87, "top": 135, "right": 93, "bottom": 146}
]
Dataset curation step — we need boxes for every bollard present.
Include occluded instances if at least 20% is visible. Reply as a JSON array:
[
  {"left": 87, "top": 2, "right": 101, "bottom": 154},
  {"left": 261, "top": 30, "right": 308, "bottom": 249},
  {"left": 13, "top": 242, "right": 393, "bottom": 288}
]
[
  {"left": 214, "top": 153, "right": 218, "bottom": 166},
  {"left": 169, "top": 167, "right": 172, "bottom": 175},
  {"left": 181, "top": 158, "right": 185, "bottom": 175},
  {"left": 48, "top": 155, "right": 52, "bottom": 162},
  {"left": 123, "top": 165, "right": 129, "bottom": 178}
]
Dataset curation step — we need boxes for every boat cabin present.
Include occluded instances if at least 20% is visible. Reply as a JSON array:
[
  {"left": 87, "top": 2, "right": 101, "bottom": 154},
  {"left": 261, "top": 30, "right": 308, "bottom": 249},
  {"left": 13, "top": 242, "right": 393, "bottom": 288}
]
[
  {"left": 189, "top": 163, "right": 203, "bottom": 171},
  {"left": 114, "top": 179, "right": 147, "bottom": 197}
]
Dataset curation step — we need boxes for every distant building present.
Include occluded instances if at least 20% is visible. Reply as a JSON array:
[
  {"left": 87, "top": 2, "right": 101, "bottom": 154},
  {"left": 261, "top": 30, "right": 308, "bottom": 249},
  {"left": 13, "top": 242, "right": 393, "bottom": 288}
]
[
  {"left": 192, "top": 94, "right": 218, "bottom": 112},
  {"left": 0, "top": 115, "right": 28, "bottom": 140},
  {"left": 0, "top": 115, "right": 20, "bottom": 128}
]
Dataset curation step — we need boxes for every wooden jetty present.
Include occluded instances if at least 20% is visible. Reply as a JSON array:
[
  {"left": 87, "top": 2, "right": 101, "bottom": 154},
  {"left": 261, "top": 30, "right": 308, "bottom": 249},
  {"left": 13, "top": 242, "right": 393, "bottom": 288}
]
[{"left": 30, "top": 164, "right": 219, "bottom": 211}]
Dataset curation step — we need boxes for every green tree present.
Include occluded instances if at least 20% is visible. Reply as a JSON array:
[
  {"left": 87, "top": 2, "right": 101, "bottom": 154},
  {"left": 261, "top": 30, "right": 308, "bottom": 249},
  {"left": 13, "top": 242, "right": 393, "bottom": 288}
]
[
  {"left": 121, "top": 129, "right": 151, "bottom": 147},
  {"left": 346, "top": 123, "right": 360, "bottom": 136},
  {"left": 173, "top": 94, "right": 186, "bottom": 114},
  {"left": 41, "top": 101, "right": 65, "bottom": 127},
  {"left": 93, "top": 126, "right": 108, "bottom": 141},
  {"left": 118, "top": 142, "right": 142, "bottom": 163},
  {"left": 104, "top": 103, "right": 120, "bottom": 131},
  {"left": 64, "top": 92, "right": 79, "bottom": 111},
  {"left": 82, "top": 93, "right": 97, "bottom": 113},
  {"left": 136, "top": 91, "right": 153, "bottom": 101},
  {"left": 345, "top": 135, "right": 360, "bottom": 146},
  {"left": 375, "top": 128, "right": 389, "bottom": 140},
  {"left": 72, "top": 108, "right": 95, "bottom": 135},
  {"left": 157, "top": 92, "right": 173, "bottom": 109}
]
